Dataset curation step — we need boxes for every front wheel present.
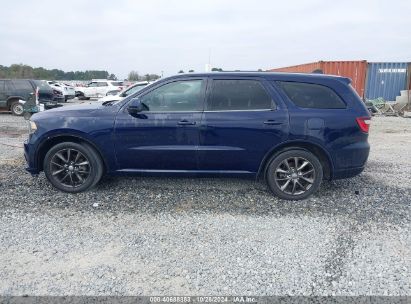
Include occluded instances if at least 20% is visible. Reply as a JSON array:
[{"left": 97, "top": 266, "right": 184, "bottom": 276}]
[
  {"left": 265, "top": 149, "right": 323, "bottom": 200},
  {"left": 44, "top": 142, "right": 103, "bottom": 193}
]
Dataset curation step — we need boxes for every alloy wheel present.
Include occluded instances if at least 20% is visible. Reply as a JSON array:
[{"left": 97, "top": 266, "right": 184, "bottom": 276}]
[
  {"left": 274, "top": 157, "right": 316, "bottom": 196},
  {"left": 50, "top": 148, "right": 91, "bottom": 188}
]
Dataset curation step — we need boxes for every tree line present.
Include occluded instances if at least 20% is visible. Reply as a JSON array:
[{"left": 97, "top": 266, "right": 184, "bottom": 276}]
[{"left": 0, "top": 64, "right": 117, "bottom": 81}]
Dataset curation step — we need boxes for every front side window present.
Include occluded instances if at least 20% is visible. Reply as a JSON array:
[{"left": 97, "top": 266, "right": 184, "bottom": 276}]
[
  {"left": 207, "top": 79, "right": 272, "bottom": 111},
  {"left": 0, "top": 80, "right": 4, "bottom": 92},
  {"left": 140, "top": 80, "right": 204, "bottom": 112},
  {"left": 87, "top": 82, "right": 98, "bottom": 87},
  {"left": 97, "top": 82, "right": 108, "bottom": 87},
  {"left": 123, "top": 84, "right": 147, "bottom": 97},
  {"left": 278, "top": 81, "right": 346, "bottom": 109}
]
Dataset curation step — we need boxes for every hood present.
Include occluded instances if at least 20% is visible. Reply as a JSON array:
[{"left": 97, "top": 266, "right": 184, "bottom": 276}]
[{"left": 32, "top": 102, "right": 117, "bottom": 119}]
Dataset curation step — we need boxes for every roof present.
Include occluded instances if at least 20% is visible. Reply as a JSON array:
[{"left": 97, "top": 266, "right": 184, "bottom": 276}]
[{"left": 167, "top": 72, "right": 351, "bottom": 83}]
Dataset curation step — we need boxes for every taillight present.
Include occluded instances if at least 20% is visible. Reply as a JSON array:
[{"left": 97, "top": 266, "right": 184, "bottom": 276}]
[{"left": 356, "top": 117, "right": 371, "bottom": 133}]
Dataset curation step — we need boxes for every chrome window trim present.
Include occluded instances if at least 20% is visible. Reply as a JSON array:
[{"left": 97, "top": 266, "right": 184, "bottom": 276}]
[{"left": 203, "top": 109, "right": 273, "bottom": 113}]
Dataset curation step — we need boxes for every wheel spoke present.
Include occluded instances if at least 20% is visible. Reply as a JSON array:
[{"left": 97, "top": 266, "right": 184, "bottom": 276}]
[
  {"left": 52, "top": 168, "right": 65, "bottom": 176},
  {"left": 77, "top": 161, "right": 89, "bottom": 166},
  {"left": 74, "top": 151, "right": 81, "bottom": 163},
  {"left": 300, "top": 176, "right": 314, "bottom": 184},
  {"left": 282, "top": 160, "right": 291, "bottom": 171},
  {"left": 301, "top": 169, "right": 314, "bottom": 175},
  {"left": 280, "top": 179, "right": 291, "bottom": 191},
  {"left": 60, "top": 172, "right": 69, "bottom": 182},
  {"left": 275, "top": 168, "right": 288, "bottom": 174},
  {"left": 298, "top": 161, "right": 310, "bottom": 171},
  {"left": 77, "top": 170, "right": 90, "bottom": 174},
  {"left": 51, "top": 161, "right": 64, "bottom": 167},
  {"left": 294, "top": 157, "right": 299, "bottom": 169},
  {"left": 67, "top": 149, "right": 71, "bottom": 162},
  {"left": 69, "top": 173, "right": 74, "bottom": 187},
  {"left": 291, "top": 180, "right": 297, "bottom": 194},
  {"left": 296, "top": 180, "right": 306, "bottom": 191},
  {"left": 276, "top": 177, "right": 290, "bottom": 181},
  {"left": 75, "top": 173, "right": 84, "bottom": 183},
  {"left": 55, "top": 152, "right": 67, "bottom": 163}
]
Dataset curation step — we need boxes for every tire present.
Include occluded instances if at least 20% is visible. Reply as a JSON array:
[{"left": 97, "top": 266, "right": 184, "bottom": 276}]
[
  {"left": 10, "top": 101, "right": 24, "bottom": 116},
  {"left": 265, "top": 149, "right": 323, "bottom": 200},
  {"left": 43, "top": 142, "right": 103, "bottom": 193}
]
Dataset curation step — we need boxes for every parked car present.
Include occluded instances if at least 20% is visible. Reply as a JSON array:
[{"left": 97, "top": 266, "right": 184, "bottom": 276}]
[
  {"left": 75, "top": 80, "right": 123, "bottom": 99},
  {"left": 47, "top": 81, "right": 76, "bottom": 101},
  {"left": 24, "top": 72, "right": 371, "bottom": 200},
  {"left": 98, "top": 81, "right": 149, "bottom": 103},
  {"left": 0, "top": 79, "right": 56, "bottom": 115}
]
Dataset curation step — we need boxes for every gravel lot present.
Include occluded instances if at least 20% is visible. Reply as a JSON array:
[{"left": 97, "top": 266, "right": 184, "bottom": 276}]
[{"left": 0, "top": 108, "right": 410, "bottom": 296}]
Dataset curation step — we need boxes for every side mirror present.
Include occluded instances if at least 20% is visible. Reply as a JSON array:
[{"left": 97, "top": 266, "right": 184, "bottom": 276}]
[{"left": 127, "top": 98, "right": 148, "bottom": 114}]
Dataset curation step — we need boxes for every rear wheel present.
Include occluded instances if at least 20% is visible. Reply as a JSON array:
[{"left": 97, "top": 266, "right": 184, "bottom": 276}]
[
  {"left": 265, "top": 149, "right": 323, "bottom": 200},
  {"left": 10, "top": 101, "right": 24, "bottom": 116},
  {"left": 44, "top": 142, "right": 103, "bottom": 193}
]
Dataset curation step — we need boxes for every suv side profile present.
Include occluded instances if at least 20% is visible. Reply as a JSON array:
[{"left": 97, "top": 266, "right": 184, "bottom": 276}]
[
  {"left": 24, "top": 73, "right": 371, "bottom": 200},
  {"left": 0, "top": 79, "right": 56, "bottom": 115}
]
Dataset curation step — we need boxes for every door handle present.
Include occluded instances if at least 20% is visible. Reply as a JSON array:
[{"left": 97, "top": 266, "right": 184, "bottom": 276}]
[
  {"left": 263, "top": 120, "right": 282, "bottom": 125},
  {"left": 177, "top": 120, "right": 196, "bottom": 126}
]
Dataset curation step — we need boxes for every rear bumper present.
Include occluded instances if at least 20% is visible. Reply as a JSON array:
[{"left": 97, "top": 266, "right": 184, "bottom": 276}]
[
  {"left": 332, "top": 166, "right": 365, "bottom": 180},
  {"left": 331, "top": 141, "right": 370, "bottom": 180}
]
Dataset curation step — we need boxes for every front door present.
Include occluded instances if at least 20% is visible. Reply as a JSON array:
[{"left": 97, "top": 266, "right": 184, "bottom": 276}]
[
  {"left": 198, "top": 78, "right": 289, "bottom": 173},
  {"left": 114, "top": 78, "right": 207, "bottom": 171}
]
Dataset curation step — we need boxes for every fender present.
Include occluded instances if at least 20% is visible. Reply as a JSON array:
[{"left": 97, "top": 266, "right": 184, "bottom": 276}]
[
  {"left": 257, "top": 138, "right": 335, "bottom": 179},
  {"left": 35, "top": 129, "right": 112, "bottom": 173}
]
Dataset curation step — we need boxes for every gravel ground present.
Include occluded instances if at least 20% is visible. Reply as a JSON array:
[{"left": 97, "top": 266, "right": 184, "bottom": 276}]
[{"left": 0, "top": 113, "right": 410, "bottom": 296}]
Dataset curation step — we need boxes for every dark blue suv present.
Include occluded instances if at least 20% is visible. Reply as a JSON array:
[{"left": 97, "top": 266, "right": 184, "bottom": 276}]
[{"left": 24, "top": 73, "right": 371, "bottom": 200}]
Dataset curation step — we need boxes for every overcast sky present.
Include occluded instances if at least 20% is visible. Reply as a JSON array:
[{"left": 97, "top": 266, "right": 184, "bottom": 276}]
[{"left": 0, "top": 0, "right": 410, "bottom": 79}]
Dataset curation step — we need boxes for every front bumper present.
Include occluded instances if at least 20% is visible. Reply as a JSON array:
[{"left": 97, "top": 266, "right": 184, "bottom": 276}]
[{"left": 24, "top": 139, "right": 40, "bottom": 175}]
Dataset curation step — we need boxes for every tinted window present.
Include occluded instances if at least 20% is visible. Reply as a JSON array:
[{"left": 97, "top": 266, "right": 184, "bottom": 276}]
[
  {"left": 0, "top": 80, "right": 4, "bottom": 92},
  {"left": 207, "top": 80, "right": 272, "bottom": 111},
  {"left": 111, "top": 81, "right": 123, "bottom": 86},
  {"left": 97, "top": 82, "right": 108, "bottom": 87},
  {"left": 278, "top": 81, "right": 346, "bottom": 109},
  {"left": 140, "top": 80, "right": 204, "bottom": 112},
  {"left": 33, "top": 80, "right": 51, "bottom": 89},
  {"left": 12, "top": 80, "right": 33, "bottom": 91},
  {"left": 123, "top": 84, "right": 147, "bottom": 96}
]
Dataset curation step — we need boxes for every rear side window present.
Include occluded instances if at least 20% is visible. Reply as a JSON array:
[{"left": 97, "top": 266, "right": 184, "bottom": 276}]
[
  {"left": 0, "top": 80, "right": 4, "bottom": 92},
  {"left": 111, "top": 81, "right": 123, "bottom": 86},
  {"left": 207, "top": 80, "right": 272, "bottom": 111},
  {"left": 278, "top": 81, "right": 346, "bottom": 109},
  {"left": 12, "top": 80, "right": 33, "bottom": 91}
]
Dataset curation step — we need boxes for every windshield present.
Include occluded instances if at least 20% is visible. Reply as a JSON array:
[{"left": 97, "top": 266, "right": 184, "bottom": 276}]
[{"left": 33, "top": 80, "right": 51, "bottom": 90}]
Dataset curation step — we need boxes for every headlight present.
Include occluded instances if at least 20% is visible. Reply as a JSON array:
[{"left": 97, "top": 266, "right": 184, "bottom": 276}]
[{"left": 29, "top": 121, "right": 37, "bottom": 134}]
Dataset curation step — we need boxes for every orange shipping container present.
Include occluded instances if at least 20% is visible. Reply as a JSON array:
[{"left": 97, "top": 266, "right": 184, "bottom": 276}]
[{"left": 268, "top": 61, "right": 367, "bottom": 98}]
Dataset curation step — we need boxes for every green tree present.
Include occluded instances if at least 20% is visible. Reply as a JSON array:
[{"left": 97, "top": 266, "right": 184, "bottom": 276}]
[
  {"left": 178, "top": 70, "right": 184, "bottom": 73},
  {"left": 211, "top": 67, "right": 223, "bottom": 72},
  {"left": 108, "top": 73, "right": 117, "bottom": 80},
  {"left": 188, "top": 69, "right": 194, "bottom": 73},
  {"left": 128, "top": 70, "right": 140, "bottom": 81}
]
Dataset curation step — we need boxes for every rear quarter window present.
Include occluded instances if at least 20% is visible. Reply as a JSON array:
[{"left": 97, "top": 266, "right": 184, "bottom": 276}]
[
  {"left": 12, "top": 80, "right": 33, "bottom": 91},
  {"left": 277, "top": 81, "right": 346, "bottom": 109}
]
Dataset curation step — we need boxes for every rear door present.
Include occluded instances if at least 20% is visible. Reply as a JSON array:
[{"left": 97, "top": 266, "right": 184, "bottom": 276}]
[{"left": 198, "top": 77, "right": 289, "bottom": 173}]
